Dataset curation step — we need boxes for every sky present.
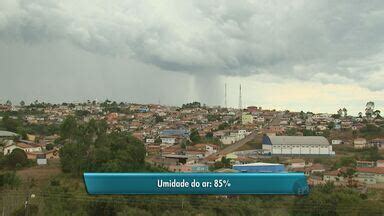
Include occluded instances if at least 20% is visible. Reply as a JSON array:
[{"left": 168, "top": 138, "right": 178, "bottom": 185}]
[{"left": 1, "top": 0, "right": 384, "bottom": 115}]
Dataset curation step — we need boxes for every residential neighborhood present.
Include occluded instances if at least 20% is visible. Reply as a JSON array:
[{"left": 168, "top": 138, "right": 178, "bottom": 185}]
[{"left": 1, "top": 100, "right": 383, "bottom": 191}]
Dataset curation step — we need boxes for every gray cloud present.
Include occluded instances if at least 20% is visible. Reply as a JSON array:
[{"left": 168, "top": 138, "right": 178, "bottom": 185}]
[{"left": 1, "top": 0, "right": 384, "bottom": 90}]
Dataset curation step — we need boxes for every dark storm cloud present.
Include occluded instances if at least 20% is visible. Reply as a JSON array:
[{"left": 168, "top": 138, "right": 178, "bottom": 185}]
[{"left": 1, "top": 0, "right": 384, "bottom": 89}]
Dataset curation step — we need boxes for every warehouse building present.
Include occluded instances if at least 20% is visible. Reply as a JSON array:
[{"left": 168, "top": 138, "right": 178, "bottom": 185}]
[
  {"left": 262, "top": 135, "right": 335, "bottom": 156},
  {"left": 233, "top": 162, "right": 285, "bottom": 173}
]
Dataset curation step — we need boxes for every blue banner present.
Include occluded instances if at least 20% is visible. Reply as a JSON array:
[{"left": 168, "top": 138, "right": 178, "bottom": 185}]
[{"left": 84, "top": 173, "right": 309, "bottom": 195}]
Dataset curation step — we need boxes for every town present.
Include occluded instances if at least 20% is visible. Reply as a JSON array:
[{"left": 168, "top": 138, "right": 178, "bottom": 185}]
[{"left": 0, "top": 100, "right": 383, "bottom": 191}]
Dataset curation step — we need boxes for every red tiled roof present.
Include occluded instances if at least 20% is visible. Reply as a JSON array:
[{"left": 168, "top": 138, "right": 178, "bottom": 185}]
[{"left": 356, "top": 167, "right": 384, "bottom": 174}]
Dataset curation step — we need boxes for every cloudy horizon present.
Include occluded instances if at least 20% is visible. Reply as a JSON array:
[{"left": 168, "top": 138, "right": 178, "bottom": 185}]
[{"left": 1, "top": 0, "right": 384, "bottom": 115}]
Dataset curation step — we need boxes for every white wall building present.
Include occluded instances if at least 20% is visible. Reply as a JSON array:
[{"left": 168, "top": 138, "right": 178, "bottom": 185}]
[
  {"left": 220, "top": 131, "right": 248, "bottom": 145},
  {"left": 262, "top": 136, "right": 335, "bottom": 156},
  {"left": 332, "top": 139, "right": 343, "bottom": 145},
  {"left": 161, "top": 138, "right": 176, "bottom": 144}
]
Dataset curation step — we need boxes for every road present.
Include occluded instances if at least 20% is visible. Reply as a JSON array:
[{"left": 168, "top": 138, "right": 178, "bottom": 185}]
[
  {"left": 202, "top": 111, "right": 285, "bottom": 160},
  {"left": 212, "top": 112, "right": 283, "bottom": 157}
]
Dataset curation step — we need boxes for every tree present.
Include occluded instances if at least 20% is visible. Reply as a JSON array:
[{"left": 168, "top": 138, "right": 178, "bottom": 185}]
[
  {"left": 19, "top": 100, "right": 25, "bottom": 107},
  {"left": 365, "top": 101, "right": 375, "bottom": 118},
  {"left": 155, "top": 137, "right": 162, "bottom": 144},
  {"left": 342, "top": 107, "right": 347, "bottom": 117},
  {"left": 155, "top": 115, "right": 164, "bottom": 123},
  {"left": 189, "top": 129, "right": 201, "bottom": 144},
  {"left": 358, "top": 112, "right": 363, "bottom": 118},
  {"left": 373, "top": 110, "right": 381, "bottom": 119},
  {"left": 205, "top": 132, "right": 214, "bottom": 139},
  {"left": 285, "top": 128, "right": 297, "bottom": 136},
  {"left": 327, "top": 122, "right": 335, "bottom": 130},
  {"left": 220, "top": 156, "right": 231, "bottom": 168},
  {"left": 5, "top": 100, "right": 12, "bottom": 106},
  {"left": 218, "top": 122, "right": 230, "bottom": 130},
  {"left": 182, "top": 102, "right": 201, "bottom": 109},
  {"left": 6, "top": 149, "right": 28, "bottom": 169},
  {"left": 46, "top": 144, "right": 54, "bottom": 150},
  {"left": 337, "top": 108, "right": 343, "bottom": 116},
  {"left": 59, "top": 118, "right": 147, "bottom": 176},
  {"left": 60, "top": 116, "right": 78, "bottom": 141}
]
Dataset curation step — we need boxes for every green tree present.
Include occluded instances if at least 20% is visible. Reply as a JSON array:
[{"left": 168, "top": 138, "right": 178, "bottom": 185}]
[
  {"left": 59, "top": 116, "right": 78, "bottom": 141},
  {"left": 46, "top": 143, "right": 54, "bottom": 150},
  {"left": 1, "top": 115, "right": 21, "bottom": 133},
  {"left": 6, "top": 149, "right": 28, "bottom": 169},
  {"left": 59, "top": 118, "right": 147, "bottom": 176},
  {"left": 155, "top": 115, "right": 164, "bottom": 123},
  {"left": 205, "top": 132, "right": 213, "bottom": 139},
  {"left": 155, "top": 137, "right": 162, "bottom": 144},
  {"left": 218, "top": 122, "right": 230, "bottom": 130},
  {"left": 189, "top": 129, "right": 201, "bottom": 144}
]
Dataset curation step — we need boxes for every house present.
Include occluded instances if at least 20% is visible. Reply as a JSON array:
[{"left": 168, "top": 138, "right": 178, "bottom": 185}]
[
  {"left": 355, "top": 167, "right": 384, "bottom": 184},
  {"left": 334, "top": 124, "right": 341, "bottom": 130},
  {"left": 36, "top": 154, "right": 47, "bottom": 165},
  {"left": 288, "top": 159, "right": 306, "bottom": 168},
  {"left": 317, "top": 125, "right": 327, "bottom": 131},
  {"left": 356, "top": 161, "right": 375, "bottom": 168},
  {"left": 161, "top": 137, "right": 176, "bottom": 145},
  {"left": 323, "top": 168, "right": 346, "bottom": 184},
  {"left": 241, "top": 113, "right": 253, "bottom": 125},
  {"left": 3, "top": 141, "right": 43, "bottom": 155},
  {"left": 45, "top": 149, "right": 60, "bottom": 159},
  {"left": 290, "top": 163, "right": 325, "bottom": 176},
  {"left": 159, "top": 129, "right": 190, "bottom": 138},
  {"left": 188, "top": 144, "right": 218, "bottom": 157},
  {"left": 331, "top": 139, "right": 343, "bottom": 145},
  {"left": 180, "top": 164, "right": 209, "bottom": 172},
  {"left": 369, "top": 138, "right": 384, "bottom": 150},
  {"left": 255, "top": 117, "right": 265, "bottom": 123},
  {"left": 377, "top": 160, "right": 384, "bottom": 168},
  {"left": 354, "top": 138, "right": 367, "bottom": 149},
  {"left": 220, "top": 132, "right": 246, "bottom": 145},
  {"left": 264, "top": 126, "right": 285, "bottom": 135}
]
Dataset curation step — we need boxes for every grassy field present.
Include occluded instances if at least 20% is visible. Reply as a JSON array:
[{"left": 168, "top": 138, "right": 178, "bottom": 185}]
[{"left": 16, "top": 159, "right": 62, "bottom": 187}]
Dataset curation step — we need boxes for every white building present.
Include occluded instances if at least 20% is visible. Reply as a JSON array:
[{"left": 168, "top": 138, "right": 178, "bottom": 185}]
[
  {"left": 3, "top": 142, "right": 43, "bottom": 155},
  {"left": 331, "top": 139, "right": 343, "bottom": 145},
  {"left": 262, "top": 136, "right": 335, "bottom": 156},
  {"left": 354, "top": 138, "right": 367, "bottom": 149},
  {"left": 161, "top": 137, "right": 176, "bottom": 144},
  {"left": 220, "top": 131, "right": 247, "bottom": 145}
]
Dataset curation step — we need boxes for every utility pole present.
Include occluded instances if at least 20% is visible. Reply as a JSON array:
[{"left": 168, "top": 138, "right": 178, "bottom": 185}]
[
  {"left": 224, "top": 83, "right": 227, "bottom": 108},
  {"left": 24, "top": 177, "right": 33, "bottom": 216},
  {"left": 239, "top": 84, "right": 242, "bottom": 110},
  {"left": 2, "top": 194, "right": 5, "bottom": 216}
]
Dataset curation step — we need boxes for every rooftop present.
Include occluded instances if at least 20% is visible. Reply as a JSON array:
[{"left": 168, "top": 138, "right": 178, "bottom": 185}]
[
  {"left": 356, "top": 167, "right": 384, "bottom": 174},
  {"left": 0, "top": 131, "right": 18, "bottom": 137},
  {"left": 233, "top": 162, "right": 283, "bottom": 167},
  {"left": 264, "top": 136, "right": 329, "bottom": 145}
]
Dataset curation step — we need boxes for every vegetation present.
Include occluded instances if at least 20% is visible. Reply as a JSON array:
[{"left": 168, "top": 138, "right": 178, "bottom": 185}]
[
  {"left": 0, "top": 171, "right": 20, "bottom": 188},
  {"left": 359, "top": 124, "right": 384, "bottom": 139},
  {"left": 293, "top": 183, "right": 384, "bottom": 215},
  {"left": 181, "top": 102, "right": 201, "bottom": 109},
  {"left": 189, "top": 129, "right": 201, "bottom": 144},
  {"left": 59, "top": 117, "right": 148, "bottom": 176}
]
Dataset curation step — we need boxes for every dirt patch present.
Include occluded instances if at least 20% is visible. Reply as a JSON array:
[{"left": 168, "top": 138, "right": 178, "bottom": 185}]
[{"left": 16, "top": 159, "right": 62, "bottom": 187}]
